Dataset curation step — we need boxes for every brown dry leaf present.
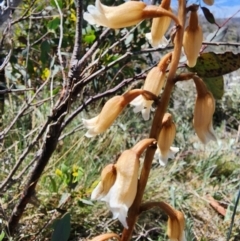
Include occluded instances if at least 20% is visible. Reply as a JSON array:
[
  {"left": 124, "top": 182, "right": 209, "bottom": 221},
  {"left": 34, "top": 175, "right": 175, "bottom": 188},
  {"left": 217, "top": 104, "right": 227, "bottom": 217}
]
[{"left": 207, "top": 195, "right": 226, "bottom": 216}]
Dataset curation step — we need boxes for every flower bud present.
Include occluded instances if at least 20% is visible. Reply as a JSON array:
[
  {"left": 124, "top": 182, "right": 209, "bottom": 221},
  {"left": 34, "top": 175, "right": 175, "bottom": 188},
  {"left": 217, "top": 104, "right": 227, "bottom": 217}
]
[
  {"left": 167, "top": 209, "right": 186, "bottom": 241},
  {"left": 156, "top": 113, "right": 179, "bottom": 165},
  {"left": 91, "top": 164, "right": 117, "bottom": 200},
  {"left": 150, "top": 0, "right": 172, "bottom": 47},
  {"left": 183, "top": 9, "right": 203, "bottom": 67},
  {"left": 130, "top": 53, "right": 171, "bottom": 120},
  {"left": 91, "top": 139, "right": 155, "bottom": 228},
  {"left": 193, "top": 76, "right": 217, "bottom": 144},
  {"left": 83, "top": 89, "right": 147, "bottom": 137}
]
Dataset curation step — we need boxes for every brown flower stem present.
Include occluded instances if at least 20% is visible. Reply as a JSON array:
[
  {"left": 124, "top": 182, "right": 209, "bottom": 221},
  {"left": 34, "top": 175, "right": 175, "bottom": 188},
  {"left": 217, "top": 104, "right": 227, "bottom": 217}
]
[
  {"left": 188, "top": 7, "right": 199, "bottom": 31},
  {"left": 122, "top": 89, "right": 146, "bottom": 103},
  {"left": 121, "top": 1, "right": 186, "bottom": 241},
  {"left": 173, "top": 72, "right": 196, "bottom": 83},
  {"left": 139, "top": 201, "right": 177, "bottom": 219},
  {"left": 132, "top": 138, "right": 157, "bottom": 158},
  {"left": 192, "top": 75, "right": 208, "bottom": 97},
  {"left": 123, "top": 89, "right": 159, "bottom": 106},
  {"left": 143, "top": 6, "right": 180, "bottom": 26},
  {"left": 157, "top": 52, "right": 172, "bottom": 72}
]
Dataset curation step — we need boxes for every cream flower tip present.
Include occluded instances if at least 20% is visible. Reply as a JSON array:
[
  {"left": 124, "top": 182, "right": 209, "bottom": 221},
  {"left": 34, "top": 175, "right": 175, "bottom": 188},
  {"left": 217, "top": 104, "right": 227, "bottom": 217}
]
[
  {"left": 156, "top": 146, "right": 179, "bottom": 166},
  {"left": 85, "top": 129, "right": 99, "bottom": 138},
  {"left": 91, "top": 147, "right": 139, "bottom": 228},
  {"left": 130, "top": 96, "right": 152, "bottom": 120},
  {"left": 145, "top": 32, "right": 169, "bottom": 48},
  {"left": 142, "top": 107, "right": 151, "bottom": 121},
  {"left": 82, "top": 95, "right": 127, "bottom": 137},
  {"left": 83, "top": 12, "right": 96, "bottom": 25},
  {"left": 199, "top": 124, "right": 217, "bottom": 144},
  {"left": 180, "top": 231, "right": 186, "bottom": 241},
  {"left": 91, "top": 182, "right": 103, "bottom": 200},
  {"left": 110, "top": 204, "right": 129, "bottom": 228},
  {"left": 150, "top": 12, "right": 171, "bottom": 48},
  {"left": 82, "top": 116, "right": 99, "bottom": 128}
]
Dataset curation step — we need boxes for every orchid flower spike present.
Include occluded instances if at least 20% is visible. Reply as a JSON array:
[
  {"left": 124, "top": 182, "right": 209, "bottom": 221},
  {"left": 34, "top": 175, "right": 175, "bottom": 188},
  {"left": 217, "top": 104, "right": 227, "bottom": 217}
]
[
  {"left": 83, "top": 89, "right": 154, "bottom": 138},
  {"left": 193, "top": 76, "right": 217, "bottom": 144},
  {"left": 84, "top": 0, "right": 179, "bottom": 29},
  {"left": 149, "top": 0, "right": 172, "bottom": 47},
  {"left": 183, "top": 6, "right": 203, "bottom": 67},
  {"left": 91, "top": 138, "right": 156, "bottom": 228},
  {"left": 130, "top": 53, "right": 171, "bottom": 120},
  {"left": 156, "top": 113, "right": 179, "bottom": 166}
]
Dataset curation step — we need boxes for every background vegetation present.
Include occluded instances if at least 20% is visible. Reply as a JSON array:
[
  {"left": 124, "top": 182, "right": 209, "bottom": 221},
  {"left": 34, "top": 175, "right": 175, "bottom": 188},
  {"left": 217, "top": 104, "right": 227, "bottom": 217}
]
[{"left": 0, "top": 0, "right": 239, "bottom": 240}]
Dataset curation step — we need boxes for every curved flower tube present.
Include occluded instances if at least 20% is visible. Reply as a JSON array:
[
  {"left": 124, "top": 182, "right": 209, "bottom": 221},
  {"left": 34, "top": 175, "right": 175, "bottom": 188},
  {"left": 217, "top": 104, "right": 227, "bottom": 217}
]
[
  {"left": 130, "top": 67, "right": 165, "bottom": 120},
  {"left": 83, "top": 0, "right": 179, "bottom": 29},
  {"left": 83, "top": 89, "right": 153, "bottom": 137},
  {"left": 149, "top": 0, "right": 172, "bottom": 47},
  {"left": 91, "top": 138, "right": 156, "bottom": 228},
  {"left": 91, "top": 164, "right": 116, "bottom": 200},
  {"left": 84, "top": 0, "right": 146, "bottom": 28},
  {"left": 156, "top": 113, "right": 179, "bottom": 165},
  {"left": 167, "top": 209, "right": 186, "bottom": 241},
  {"left": 130, "top": 53, "right": 171, "bottom": 120},
  {"left": 183, "top": 8, "right": 203, "bottom": 67},
  {"left": 193, "top": 76, "right": 216, "bottom": 144}
]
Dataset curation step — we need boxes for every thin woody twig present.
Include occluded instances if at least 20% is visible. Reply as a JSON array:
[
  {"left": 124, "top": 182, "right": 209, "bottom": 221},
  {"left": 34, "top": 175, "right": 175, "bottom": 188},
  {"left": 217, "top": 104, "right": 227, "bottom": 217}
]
[
  {"left": 7, "top": 0, "right": 84, "bottom": 234},
  {"left": 0, "top": 87, "right": 34, "bottom": 94},
  {"left": 80, "top": 23, "right": 141, "bottom": 77},
  {"left": 202, "top": 41, "right": 240, "bottom": 47},
  {"left": 54, "top": 0, "right": 67, "bottom": 84}
]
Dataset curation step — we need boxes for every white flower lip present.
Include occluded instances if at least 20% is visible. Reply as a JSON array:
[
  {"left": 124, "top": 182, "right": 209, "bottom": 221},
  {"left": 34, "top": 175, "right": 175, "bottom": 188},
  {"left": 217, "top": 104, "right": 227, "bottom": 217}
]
[
  {"left": 155, "top": 146, "right": 179, "bottom": 166},
  {"left": 145, "top": 32, "right": 169, "bottom": 48}
]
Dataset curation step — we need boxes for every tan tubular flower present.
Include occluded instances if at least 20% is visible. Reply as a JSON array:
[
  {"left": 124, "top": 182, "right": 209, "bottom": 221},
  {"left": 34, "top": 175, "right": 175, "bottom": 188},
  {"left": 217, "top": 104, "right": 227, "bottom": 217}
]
[
  {"left": 183, "top": 8, "right": 203, "bottom": 67},
  {"left": 203, "top": 0, "right": 214, "bottom": 6},
  {"left": 150, "top": 0, "right": 172, "bottom": 47},
  {"left": 84, "top": 0, "right": 179, "bottom": 29},
  {"left": 193, "top": 76, "right": 216, "bottom": 144},
  {"left": 156, "top": 113, "right": 178, "bottom": 165},
  {"left": 83, "top": 0, "right": 146, "bottom": 28},
  {"left": 130, "top": 53, "right": 171, "bottom": 121},
  {"left": 91, "top": 164, "right": 116, "bottom": 200},
  {"left": 92, "top": 139, "right": 155, "bottom": 228},
  {"left": 167, "top": 207, "right": 186, "bottom": 241},
  {"left": 83, "top": 89, "right": 149, "bottom": 137}
]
